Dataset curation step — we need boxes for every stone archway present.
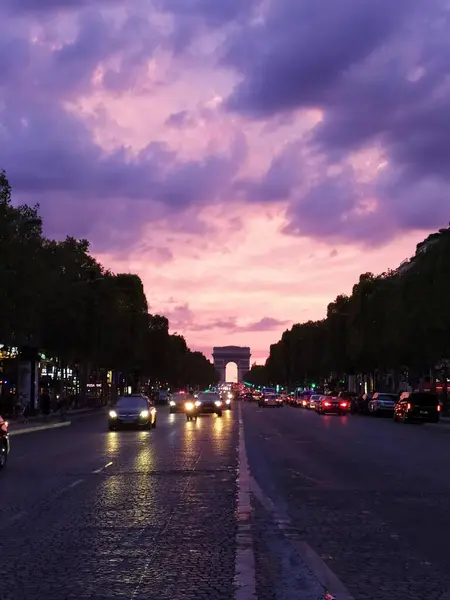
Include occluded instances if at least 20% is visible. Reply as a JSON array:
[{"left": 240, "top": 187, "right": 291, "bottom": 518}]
[{"left": 212, "top": 346, "right": 251, "bottom": 383}]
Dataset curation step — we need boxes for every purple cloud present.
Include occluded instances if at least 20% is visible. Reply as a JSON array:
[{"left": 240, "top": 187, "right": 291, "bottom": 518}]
[
  {"left": 223, "top": 0, "right": 419, "bottom": 116},
  {"left": 238, "top": 317, "right": 290, "bottom": 332},
  {"left": 156, "top": 0, "right": 261, "bottom": 52},
  {"left": 222, "top": 0, "right": 450, "bottom": 244},
  {"left": 165, "top": 304, "right": 289, "bottom": 333}
]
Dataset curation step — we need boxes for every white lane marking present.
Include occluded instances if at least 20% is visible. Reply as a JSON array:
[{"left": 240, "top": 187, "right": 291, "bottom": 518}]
[
  {"left": 92, "top": 461, "right": 113, "bottom": 474},
  {"left": 56, "top": 478, "right": 84, "bottom": 497},
  {"left": 9, "top": 421, "right": 71, "bottom": 436},
  {"left": 248, "top": 452, "right": 355, "bottom": 600},
  {"left": 234, "top": 404, "right": 257, "bottom": 600}
]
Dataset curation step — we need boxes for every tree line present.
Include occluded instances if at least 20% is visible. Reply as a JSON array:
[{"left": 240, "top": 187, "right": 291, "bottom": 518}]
[
  {"left": 246, "top": 225, "right": 450, "bottom": 395},
  {"left": 0, "top": 170, "right": 218, "bottom": 394}
]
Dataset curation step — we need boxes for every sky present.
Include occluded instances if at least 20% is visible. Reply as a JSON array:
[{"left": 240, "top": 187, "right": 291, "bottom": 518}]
[{"left": 1, "top": 0, "right": 450, "bottom": 364}]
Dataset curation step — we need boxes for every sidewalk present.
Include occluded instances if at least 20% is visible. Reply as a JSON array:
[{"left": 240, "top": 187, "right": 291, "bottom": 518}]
[{"left": 7, "top": 405, "right": 105, "bottom": 436}]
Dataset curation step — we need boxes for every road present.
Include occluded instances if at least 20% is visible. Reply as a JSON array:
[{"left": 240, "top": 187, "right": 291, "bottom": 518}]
[{"left": 1, "top": 404, "right": 450, "bottom": 600}]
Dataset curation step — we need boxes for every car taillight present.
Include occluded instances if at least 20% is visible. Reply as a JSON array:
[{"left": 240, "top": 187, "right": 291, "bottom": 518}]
[
  {"left": 407, "top": 403, "right": 412, "bottom": 411},
  {"left": 302, "top": 400, "right": 307, "bottom": 406},
  {"left": 437, "top": 404, "right": 441, "bottom": 412},
  {"left": 340, "top": 402, "right": 348, "bottom": 408},
  {"left": 324, "top": 401, "right": 331, "bottom": 407}
]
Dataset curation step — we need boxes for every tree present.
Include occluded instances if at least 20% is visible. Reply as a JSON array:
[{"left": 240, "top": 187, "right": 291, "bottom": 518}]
[
  {"left": 0, "top": 170, "right": 44, "bottom": 346},
  {"left": 244, "top": 364, "right": 269, "bottom": 386},
  {"left": 0, "top": 168, "right": 216, "bottom": 396}
]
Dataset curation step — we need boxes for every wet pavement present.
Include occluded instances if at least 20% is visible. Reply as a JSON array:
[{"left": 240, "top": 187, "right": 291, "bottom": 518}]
[{"left": 1, "top": 403, "right": 450, "bottom": 600}]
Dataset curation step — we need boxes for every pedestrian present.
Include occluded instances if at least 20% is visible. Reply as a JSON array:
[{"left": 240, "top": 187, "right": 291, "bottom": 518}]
[
  {"left": 58, "top": 390, "right": 68, "bottom": 421},
  {"left": 40, "top": 389, "right": 51, "bottom": 418}
]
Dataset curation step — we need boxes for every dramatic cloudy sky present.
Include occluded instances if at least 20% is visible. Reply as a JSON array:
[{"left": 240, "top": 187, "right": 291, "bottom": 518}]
[{"left": 1, "top": 0, "right": 449, "bottom": 364}]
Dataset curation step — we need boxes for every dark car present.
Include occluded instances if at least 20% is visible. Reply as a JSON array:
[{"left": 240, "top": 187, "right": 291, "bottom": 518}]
[
  {"left": 186, "top": 392, "right": 222, "bottom": 421},
  {"left": 394, "top": 391, "right": 440, "bottom": 424},
  {"left": 0, "top": 416, "right": 9, "bottom": 470},
  {"left": 108, "top": 394, "right": 157, "bottom": 430},
  {"left": 169, "top": 392, "right": 193, "bottom": 413},
  {"left": 258, "top": 392, "right": 283, "bottom": 407},
  {"left": 317, "top": 395, "right": 351, "bottom": 415}
]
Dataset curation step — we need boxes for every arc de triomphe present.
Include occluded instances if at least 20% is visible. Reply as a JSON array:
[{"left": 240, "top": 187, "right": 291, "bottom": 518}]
[{"left": 212, "top": 346, "right": 251, "bottom": 383}]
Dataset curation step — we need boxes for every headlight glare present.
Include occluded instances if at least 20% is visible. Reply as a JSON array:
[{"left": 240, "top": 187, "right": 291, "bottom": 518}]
[
  {"left": 109, "top": 410, "right": 117, "bottom": 418},
  {"left": 140, "top": 410, "right": 149, "bottom": 418}
]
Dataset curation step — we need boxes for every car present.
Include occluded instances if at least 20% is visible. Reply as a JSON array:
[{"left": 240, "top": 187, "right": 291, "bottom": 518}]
[
  {"left": 169, "top": 391, "right": 193, "bottom": 413},
  {"left": 368, "top": 392, "right": 398, "bottom": 416},
  {"left": 258, "top": 392, "right": 283, "bottom": 407},
  {"left": 222, "top": 391, "right": 233, "bottom": 410},
  {"left": 108, "top": 394, "right": 157, "bottom": 430},
  {"left": 186, "top": 392, "right": 223, "bottom": 420},
  {"left": 308, "top": 394, "right": 322, "bottom": 410},
  {"left": 317, "top": 395, "right": 350, "bottom": 415},
  {"left": 0, "top": 416, "right": 9, "bottom": 470},
  {"left": 394, "top": 391, "right": 440, "bottom": 424}
]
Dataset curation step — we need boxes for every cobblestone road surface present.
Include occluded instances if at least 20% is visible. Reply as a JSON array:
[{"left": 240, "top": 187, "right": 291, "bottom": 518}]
[
  {"left": 0, "top": 409, "right": 238, "bottom": 600},
  {"left": 243, "top": 402, "right": 450, "bottom": 600},
  {"left": 2, "top": 402, "right": 449, "bottom": 600}
]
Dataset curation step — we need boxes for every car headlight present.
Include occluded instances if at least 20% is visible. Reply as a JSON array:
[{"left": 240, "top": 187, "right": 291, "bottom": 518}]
[
  {"left": 109, "top": 410, "right": 117, "bottom": 419},
  {"left": 226, "top": 399, "right": 231, "bottom": 404},
  {"left": 169, "top": 400, "right": 175, "bottom": 406},
  {"left": 215, "top": 400, "right": 222, "bottom": 407},
  {"left": 227, "top": 393, "right": 232, "bottom": 399},
  {"left": 140, "top": 410, "right": 149, "bottom": 418},
  {"left": 185, "top": 402, "right": 194, "bottom": 410},
  {"left": 195, "top": 400, "right": 201, "bottom": 407}
]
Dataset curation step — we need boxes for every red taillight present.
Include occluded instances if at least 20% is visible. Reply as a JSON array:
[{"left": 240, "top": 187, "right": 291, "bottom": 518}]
[
  {"left": 437, "top": 404, "right": 441, "bottom": 412},
  {"left": 407, "top": 403, "right": 412, "bottom": 411},
  {"left": 340, "top": 402, "right": 348, "bottom": 408},
  {"left": 324, "top": 401, "right": 331, "bottom": 407}
]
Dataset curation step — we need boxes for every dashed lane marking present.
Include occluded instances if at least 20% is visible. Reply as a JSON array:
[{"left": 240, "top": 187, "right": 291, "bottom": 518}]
[{"left": 92, "top": 461, "right": 113, "bottom": 474}]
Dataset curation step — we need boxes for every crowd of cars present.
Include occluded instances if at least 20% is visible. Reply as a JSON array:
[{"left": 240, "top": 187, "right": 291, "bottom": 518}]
[
  {"left": 284, "top": 389, "right": 442, "bottom": 423},
  {"left": 107, "top": 388, "right": 235, "bottom": 428}
]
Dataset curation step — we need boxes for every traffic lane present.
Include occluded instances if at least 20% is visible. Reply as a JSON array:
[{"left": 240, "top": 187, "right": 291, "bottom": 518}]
[
  {"left": 243, "top": 403, "right": 450, "bottom": 600},
  {"left": 1, "top": 412, "right": 114, "bottom": 522},
  {"left": 0, "top": 409, "right": 238, "bottom": 600}
]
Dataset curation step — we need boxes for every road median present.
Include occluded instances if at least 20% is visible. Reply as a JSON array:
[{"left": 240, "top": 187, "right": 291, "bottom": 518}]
[
  {"left": 7, "top": 405, "right": 105, "bottom": 436},
  {"left": 9, "top": 421, "right": 72, "bottom": 436}
]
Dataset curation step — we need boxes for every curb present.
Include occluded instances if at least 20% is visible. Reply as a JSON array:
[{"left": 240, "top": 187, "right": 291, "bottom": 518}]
[{"left": 9, "top": 421, "right": 72, "bottom": 436}]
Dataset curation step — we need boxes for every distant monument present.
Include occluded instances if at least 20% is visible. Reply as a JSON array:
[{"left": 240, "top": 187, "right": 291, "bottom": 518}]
[{"left": 212, "top": 346, "right": 251, "bottom": 383}]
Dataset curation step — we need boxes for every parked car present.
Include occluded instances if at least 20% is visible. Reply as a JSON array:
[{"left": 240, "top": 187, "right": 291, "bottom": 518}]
[
  {"left": 352, "top": 393, "right": 372, "bottom": 415},
  {"left": 394, "top": 391, "right": 440, "bottom": 424},
  {"left": 368, "top": 392, "right": 398, "bottom": 416}
]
